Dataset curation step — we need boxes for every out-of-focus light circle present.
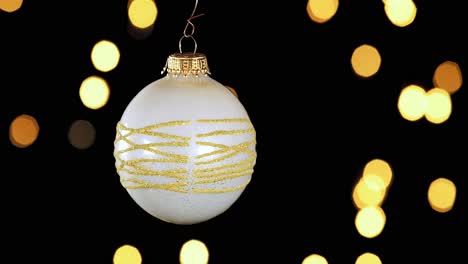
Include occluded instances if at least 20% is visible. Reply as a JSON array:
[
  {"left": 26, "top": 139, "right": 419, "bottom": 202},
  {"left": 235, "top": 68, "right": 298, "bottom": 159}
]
[
  {"left": 91, "top": 40, "right": 120, "bottom": 72},
  {"left": 363, "top": 174, "right": 386, "bottom": 192},
  {"left": 363, "top": 159, "right": 393, "bottom": 188},
  {"left": 79, "top": 76, "right": 110, "bottom": 110},
  {"left": 384, "top": 0, "right": 417, "bottom": 27},
  {"left": 351, "top": 44, "right": 381, "bottom": 78},
  {"left": 428, "top": 178, "right": 456, "bottom": 213},
  {"left": 68, "top": 120, "right": 96, "bottom": 150},
  {"left": 355, "top": 252, "right": 382, "bottom": 264},
  {"left": 424, "top": 88, "right": 452, "bottom": 124},
  {"left": 113, "top": 244, "right": 142, "bottom": 264},
  {"left": 226, "top": 86, "right": 238, "bottom": 97},
  {"left": 0, "top": 0, "right": 23, "bottom": 13},
  {"left": 398, "top": 85, "right": 427, "bottom": 121},
  {"left": 355, "top": 206, "right": 386, "bottom": 238},
  {"left": 302, "top": 254, "right": 328, "bottom": 264},
  {"left": 306, "top": 0, "right": 339, "bottom": 23},
  {"left": 128, "top": 0, "right": 158, "bottom": 29},
  {"left": 9, "top": 114, "right": 40, "bottom": 148},
  {"left": 433, "top": 61, "right": 463, "bottom": 94},
  {"left": 352, "top": 183, "right": 367, "bottom": 209},
  {"left": 180, "top": 239, "right": 209, "bottom": 264},
  {"left": 353, "top": 179, "right": 385, "bottom": 209}
]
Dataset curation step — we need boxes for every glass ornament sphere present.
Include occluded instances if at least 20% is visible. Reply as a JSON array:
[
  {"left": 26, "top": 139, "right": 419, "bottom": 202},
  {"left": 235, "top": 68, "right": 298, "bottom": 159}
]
[{"left": 114, "top": 53, "right": 256, "bottom": 224}]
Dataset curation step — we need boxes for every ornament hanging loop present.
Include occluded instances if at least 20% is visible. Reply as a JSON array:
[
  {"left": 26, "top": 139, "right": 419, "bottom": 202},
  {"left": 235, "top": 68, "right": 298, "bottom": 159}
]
[
  {"left": 179, "top": 35, "right": 198, "bottom": 53},
  {"left": 179, "top": 0, "right": 204, "bottom": 54}
]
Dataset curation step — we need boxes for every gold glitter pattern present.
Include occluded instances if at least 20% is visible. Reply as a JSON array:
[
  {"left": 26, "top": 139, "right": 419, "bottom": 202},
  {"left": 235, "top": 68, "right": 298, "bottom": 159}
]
[
  {"left": 196, "top": 128, "right": 256, "bottom": 138},
  {"left": 197, "top": 118, "right": 251, "bottom": 123},
  {"left": 114, "top": 118, "right": 256, "bottom": 194}
]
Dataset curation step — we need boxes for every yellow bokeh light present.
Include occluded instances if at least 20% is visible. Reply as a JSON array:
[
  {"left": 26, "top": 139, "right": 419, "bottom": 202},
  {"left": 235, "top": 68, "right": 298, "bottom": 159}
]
[
  {"left": 303, "top": 254, "right": 328, "bottom": 264},
  {"left": 363, "top": 174, "right": 386, "bottom": 192},
  {"left": 180, "top": 239, "right": 209, "bottom": 264},
  {"left": 0, "top": 0, "right": 23, "bottom": 12},
  {"left": 306, "top": 0, "right": 339, "bottom": 23},
  {"left": 226, "top": 86, "right": 238, "bottom": 97},
  {"left": 384, "top": 0, "right": 417, "bottom": 27},
  {"left": 351, "top": 44, "right": 381, "bottom": 78},
  {"left": 398, "top": 85, "right": 427, "bottom": 121},
  {"left": 363, "top": 159, "right": 393, "bottom": 188},
  {"left": 79, "top": 76, "right": 110, "bottom": 110},
  {"left": 428, "top": 178, "right": 456, "bottom": 213},
  {"left": 353, "top": 179, "right": 385, "bottom": 209},
  {"left": 91, "top": 40, "right": 120, "bottom": 72},
  {"left": 128, "top": 0, "right": 158, "bottom": 29},
  {"left": 352, "top": 185, "right": 367, "bottom": 209},
  {"left": 113, "top": 245, "right": 142, "bottom": 264},
  {"left": 356, "top": 252, "right": 382, "bottom": 264},
  {"left": 9, "top": 114, "right": 40, "bottom": 148},
  {"left": 424, "top": 88, "right": 452, "bottom": 124},
  {"left": 355, "top": 206, "right": 386, "bottom": 238},
  {"left": 433, "top": 61, "right": 463, "bottom": 94}
]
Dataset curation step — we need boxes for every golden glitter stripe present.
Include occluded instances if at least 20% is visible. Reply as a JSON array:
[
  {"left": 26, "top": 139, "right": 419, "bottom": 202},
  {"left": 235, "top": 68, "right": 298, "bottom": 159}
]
[
  {"left": 197, "top": 118, "right": 251, "bottom": 123},
  {"left": 115, "top": 119, "right": 256, "bottom": 194},
  {"left": 117, "top": 122, "right": 191, "bottom": 141},
  {"left": 196, "top": 139, "right": 256, "bottom": 148},
  {"left": 194, "top": 165, "right": 254, "bottom": 178},
  {"left": 196, "top": 128, "right": 255, "bottom": 138},
  {"left": 117, "top": 158, "right": 188, "bottom": 164},
  {"left": 141, "top": 148, "right": 188, "bottom": 160},
  {"left": 118, "top": 164, "right": 188, "bottom": 179},
  {"left": 195, "top": 140, "right": 256, "bottom": 159},
  {"left": 115, "top": 121, "right": 191, "bottom": 184},
  {"left": 139, "top": 131, "right": 190, "bottom": 141},
  {"left": 194, "top": 169, "right": 253, "bottom": 184},
  {"left": 114, "top": 146, "right": 188, "bottom": 162},
  {"left": 114, "top": 141, "right": 190, "bottom": 156},
  {"left": 116, "top": 130, "right": 190, "bottom": 142},
  {"left": 116, "top": 156, "right": 188, "bottom": 175},
  {"left": 115, "top": 130, "right": 190, "bottom": 148},
  {"left": 118, "top": 120, "right": 191, "bottom": 131},
  {"left": 114, "top": 138, "right": 188, "bottom": 161},
  {"left": 192, "top": 178, "right": 251, "bottom": 194},
  {"left": 196, "top": 141, "right": 230, "bottom": 148},
  {"left": 120, "top": 162, "right": 188, "bottom": 174},
  {"left": 121, "top": 178, "right": 188, "bottom": 193},
  {"left": 195, "top": 150, "right": 256, "bottom": 165},
  {"left": 191, "top": 122, "right": 255, "bottom": 192},
  {"left": 193, "top": 157, "right": 256, "bottom": 174},
  {"left": 120, "top": 139, "right": 190, "bottom": 148},
  {"left": 114, "top": 131, "right": 137, "bottom": 146},
  {"left": 139, "top": 141, "right": 190, "bottom": 147}
]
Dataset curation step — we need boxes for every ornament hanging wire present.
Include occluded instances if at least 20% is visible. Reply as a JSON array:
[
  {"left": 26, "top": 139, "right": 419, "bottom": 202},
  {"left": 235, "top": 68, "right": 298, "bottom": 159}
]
[{"left": 179, "top": 0, "right": 204, "bottom": 53}]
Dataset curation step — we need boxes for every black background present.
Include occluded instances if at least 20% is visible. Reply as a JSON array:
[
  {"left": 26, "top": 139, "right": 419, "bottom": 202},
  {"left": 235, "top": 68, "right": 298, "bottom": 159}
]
[{"left": 1, "top": 0, "right": 466, "bottom": 263}]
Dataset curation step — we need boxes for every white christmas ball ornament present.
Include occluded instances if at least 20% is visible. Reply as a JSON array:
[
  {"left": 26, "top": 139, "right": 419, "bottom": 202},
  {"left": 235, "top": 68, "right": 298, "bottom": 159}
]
[{"left": 114, "top": 53, "right": 256, "bottom": 224}]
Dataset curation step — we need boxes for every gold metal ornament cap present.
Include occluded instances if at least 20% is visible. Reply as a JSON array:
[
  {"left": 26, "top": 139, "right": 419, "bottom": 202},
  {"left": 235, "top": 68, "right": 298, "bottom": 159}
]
[{"left": 162, "top": 52, "right": 211, "bottom": 77}]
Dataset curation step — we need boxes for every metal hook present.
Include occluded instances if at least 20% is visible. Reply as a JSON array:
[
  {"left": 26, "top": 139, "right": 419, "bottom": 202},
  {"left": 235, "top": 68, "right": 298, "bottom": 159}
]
[
  {"left": 179, "top": 0, "right": 204, "bottom": 54},
  {"left": 179, "top": 35, "right": 197, "bottom": 53}
]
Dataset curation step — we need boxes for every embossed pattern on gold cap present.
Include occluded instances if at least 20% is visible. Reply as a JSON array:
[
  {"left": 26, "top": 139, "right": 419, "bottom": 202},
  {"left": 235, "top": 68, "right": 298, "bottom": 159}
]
[{"left": 162, "top": 53, "right": 211, "bottom": 76}]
